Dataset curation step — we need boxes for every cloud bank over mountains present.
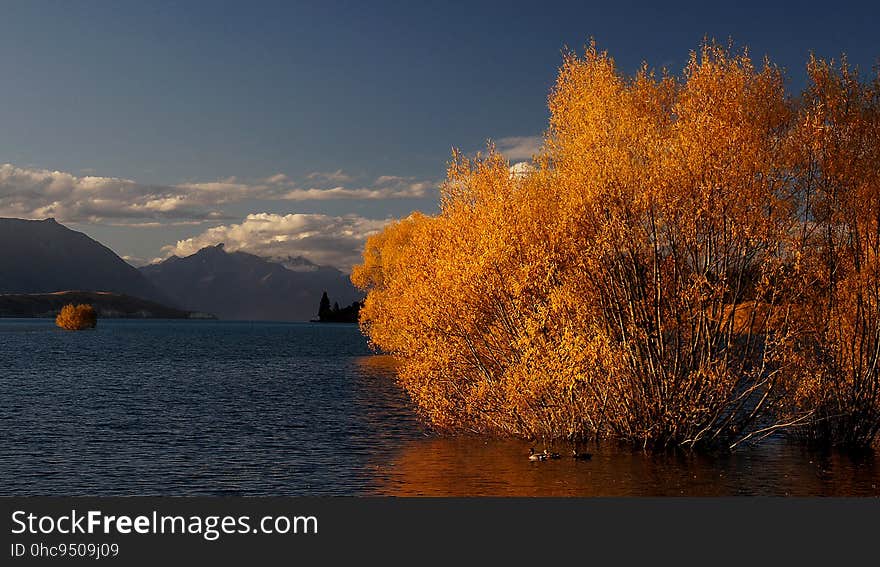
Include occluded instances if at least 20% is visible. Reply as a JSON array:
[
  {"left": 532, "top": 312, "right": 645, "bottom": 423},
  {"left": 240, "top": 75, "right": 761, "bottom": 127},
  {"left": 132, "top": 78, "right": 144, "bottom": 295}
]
[
  {"left": 0, "top": 131, "right": 537, "bottom": 272},
  {"left": 0, "top": 163, "right": 435, "bottom": 225},
  {"left": 160, "top": 213, "right": 389, "bottom": 271}
]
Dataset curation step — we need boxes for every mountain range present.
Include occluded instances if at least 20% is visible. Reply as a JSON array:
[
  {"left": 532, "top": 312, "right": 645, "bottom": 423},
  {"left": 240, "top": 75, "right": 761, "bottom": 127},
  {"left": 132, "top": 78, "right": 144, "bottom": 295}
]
[
  {"left": 140, "top": 244, "right": 361, "bottom": 321},
  {"left": 0, "top": 218, "right": 169, "bottom": 303},
  {"left": 0, "top": 217, "right": 362, "bottom": 321}
]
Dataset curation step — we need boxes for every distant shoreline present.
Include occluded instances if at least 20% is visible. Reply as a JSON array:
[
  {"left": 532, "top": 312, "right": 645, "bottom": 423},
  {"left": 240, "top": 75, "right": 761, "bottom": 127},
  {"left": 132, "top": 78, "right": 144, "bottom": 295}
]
[{"left": 0, "top": 291, "right": 214, "bottom": 320}]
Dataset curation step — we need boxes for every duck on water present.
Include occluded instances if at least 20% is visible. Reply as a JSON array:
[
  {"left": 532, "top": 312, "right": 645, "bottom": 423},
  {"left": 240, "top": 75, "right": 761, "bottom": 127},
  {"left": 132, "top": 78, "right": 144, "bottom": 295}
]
[
  {"left": 528, "top": 447, "right": 593, "bottom": 461},
  {"left": 571, "top": 449, "right": 592, "bottom": 460}
]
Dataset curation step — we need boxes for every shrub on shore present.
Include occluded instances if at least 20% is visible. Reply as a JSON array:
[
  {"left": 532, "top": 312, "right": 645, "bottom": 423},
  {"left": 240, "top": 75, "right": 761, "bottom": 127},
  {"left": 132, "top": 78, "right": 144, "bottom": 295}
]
[
  {"left": 56, "top": 304, "right": 98, "bottom": 330},
  {"left": 353, "top": 41, "right": 880, "bottom": 450},
  {"left": 774, "top": 56, "right": 880, "bottom": 448}
]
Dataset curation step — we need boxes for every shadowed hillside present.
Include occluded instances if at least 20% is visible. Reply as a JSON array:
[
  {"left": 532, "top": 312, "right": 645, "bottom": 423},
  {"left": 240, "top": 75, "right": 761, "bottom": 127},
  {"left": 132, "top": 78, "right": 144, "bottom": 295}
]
[
  {"left": 140, "top": 244, "right": 361, "bottom": 321},
  {"left": 0, "top": 217, "right": 171, "bottom": 304}
]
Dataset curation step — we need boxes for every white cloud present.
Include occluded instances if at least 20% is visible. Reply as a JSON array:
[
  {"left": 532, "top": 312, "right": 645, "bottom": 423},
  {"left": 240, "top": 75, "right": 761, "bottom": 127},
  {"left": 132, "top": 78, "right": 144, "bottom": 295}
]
[
  {"left": 306, "top": 169, "right": 354, "bottom": 184},
  {"left": 279, "top": 175, "right": 432, "bottom": 201},
  {"left": 494, "top": 135, "right": 543, "bottom": 160},
  {"left": 264, "top": 173, "right": 290, "bottom": 184},
  {"left": 162, "top": 212, "right": 391, "bottom": 270},
  {"left": 121, "top": 255, "right": 150, "bottom": 267},
  {"left": 509, "top": 162, "right": 536, "bottom": 179},
  {"left": 0, "top": 163, "right": 228, "bottom": 223},
  {"left": 0, "top": 163, "right": 436, "bottom": 224}
]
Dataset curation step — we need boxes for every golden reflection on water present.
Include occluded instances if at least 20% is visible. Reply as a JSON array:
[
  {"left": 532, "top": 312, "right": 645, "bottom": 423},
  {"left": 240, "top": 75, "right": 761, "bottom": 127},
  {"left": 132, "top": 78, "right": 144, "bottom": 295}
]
[
  {"left": 354, "top": 354, "right": 403, "bottom": 376},
  {"left": 353, "top": 355, "right": 880, "bottom": 496},
  {"left": 371, "top": 437, "right": 880, "bottom": 496}
]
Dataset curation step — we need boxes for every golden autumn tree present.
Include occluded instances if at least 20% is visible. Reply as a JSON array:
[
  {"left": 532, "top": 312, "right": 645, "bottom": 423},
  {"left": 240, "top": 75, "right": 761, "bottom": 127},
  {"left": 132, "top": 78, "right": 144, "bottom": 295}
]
[
  {"left": 56, "top": 304, "right": 98, "bottom": 330},
  {"left": 779, "top": 56, "right": 880, "bottom": 447},
  {"left": 354, "top": 155, "right": 583, "bottom": 437},
  {"left": 353, "top": 41, "right": 880, "bottom": 450},
  {"left": 541, "top": 42, "right": 800, "bottom": 448}
]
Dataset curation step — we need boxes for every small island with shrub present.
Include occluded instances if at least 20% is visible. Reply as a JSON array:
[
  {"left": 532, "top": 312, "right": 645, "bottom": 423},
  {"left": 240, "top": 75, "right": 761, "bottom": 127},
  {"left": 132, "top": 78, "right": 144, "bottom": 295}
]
[{"left": 56, "top": 303, "right": 97, "bottom": 330}]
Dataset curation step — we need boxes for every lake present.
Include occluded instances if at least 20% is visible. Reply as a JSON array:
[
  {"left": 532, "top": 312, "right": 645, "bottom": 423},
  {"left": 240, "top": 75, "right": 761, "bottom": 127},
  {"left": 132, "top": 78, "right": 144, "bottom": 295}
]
[{"left": 1, "top": 319, "right": 877, "bottom": 496}]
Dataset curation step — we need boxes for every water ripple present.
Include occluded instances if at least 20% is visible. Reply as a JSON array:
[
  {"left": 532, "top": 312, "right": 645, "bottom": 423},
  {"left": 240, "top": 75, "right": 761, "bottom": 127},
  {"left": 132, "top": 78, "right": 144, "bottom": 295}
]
[{"left": 1, "top": 319, "right": 878, "bottom": 496}]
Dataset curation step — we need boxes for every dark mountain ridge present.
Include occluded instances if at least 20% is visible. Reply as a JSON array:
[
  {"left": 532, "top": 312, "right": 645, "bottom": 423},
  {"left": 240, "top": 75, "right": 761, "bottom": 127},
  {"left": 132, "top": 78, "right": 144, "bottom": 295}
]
[
  {"left": 140, "top": 244, "right": 361, "bottom": 321},
  {"left": 0, "top": 217, "right": 171, "bottom": 304}
]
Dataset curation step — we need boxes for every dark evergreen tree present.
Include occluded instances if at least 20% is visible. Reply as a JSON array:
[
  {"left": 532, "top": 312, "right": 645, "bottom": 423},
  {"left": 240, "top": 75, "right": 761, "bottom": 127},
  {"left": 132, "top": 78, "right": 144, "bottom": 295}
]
[
  {"left": 315, "top": 292, "right": 361, "bottom": 323},
  {"left": 318, "top": 291, "right": 331, "bottom": 319}
]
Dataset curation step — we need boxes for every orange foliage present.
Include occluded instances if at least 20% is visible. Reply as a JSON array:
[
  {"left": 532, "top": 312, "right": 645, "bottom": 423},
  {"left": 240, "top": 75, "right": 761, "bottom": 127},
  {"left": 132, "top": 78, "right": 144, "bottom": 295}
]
[
  {"left": 56, "top": 304, "right": 98, "bottom": 330},
  {"left": 776, "top": 55, "right": 880, "bottom": 446},
  {"left": 353, "top": 41, "right": 880, "bottom": 449}
]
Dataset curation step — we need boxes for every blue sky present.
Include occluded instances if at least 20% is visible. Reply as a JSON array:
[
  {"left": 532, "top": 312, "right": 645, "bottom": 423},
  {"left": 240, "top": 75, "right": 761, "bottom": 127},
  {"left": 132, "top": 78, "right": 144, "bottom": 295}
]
[{"left": 0, "top": 1, "right": 878, "bottom": 268}]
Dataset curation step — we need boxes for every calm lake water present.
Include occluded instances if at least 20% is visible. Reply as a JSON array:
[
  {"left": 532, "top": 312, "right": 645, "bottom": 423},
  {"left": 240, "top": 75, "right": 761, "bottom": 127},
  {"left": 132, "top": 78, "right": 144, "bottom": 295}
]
[{"left": 1, "top": 319, "right": 878, "bottom": 496}]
